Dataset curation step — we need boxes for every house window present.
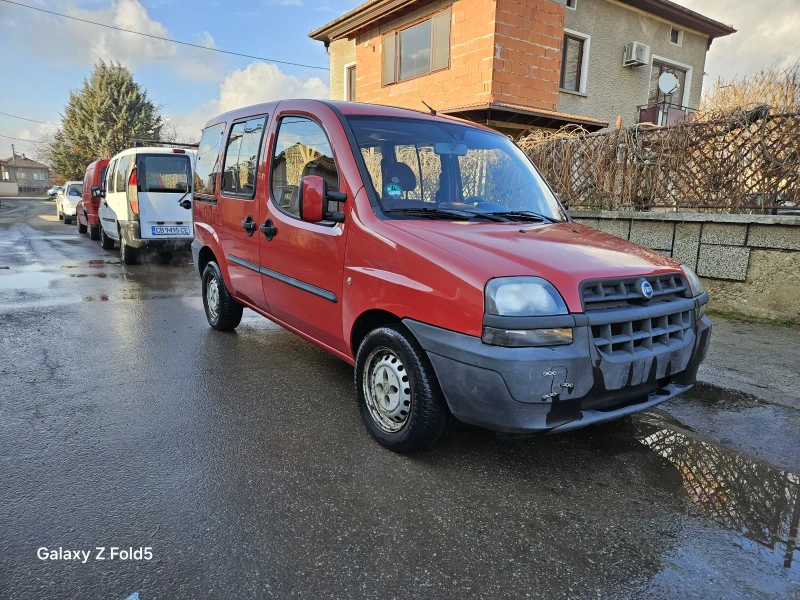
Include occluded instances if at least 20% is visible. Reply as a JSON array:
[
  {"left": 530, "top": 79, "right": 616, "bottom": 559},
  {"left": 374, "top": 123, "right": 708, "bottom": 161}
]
[
  {"left": 669, "top": 27, "right": 682, "bottom": 45},
  {"left": 566, "top": 0, "right": 576, "bottom": 9},
  {"left": 382, "top": 9, "right": 451, "bottom": 85},
  {"left": 345, "top": 65, "right": 356, "bottom": 101},
  {"left": 2, "top": 170, "right": 9, "bottom": 181},
  {"left": 34, "top": 171, "right": 45, "bottom": 181},
  {"left": 650, "top": 60, "right": 687, "bottom": 107},
  {"left": 17, "top": 171, "right": 26, "bottom": 180},
  {"left": 560, "top": 34, "right": 585, "bottom": 92}
]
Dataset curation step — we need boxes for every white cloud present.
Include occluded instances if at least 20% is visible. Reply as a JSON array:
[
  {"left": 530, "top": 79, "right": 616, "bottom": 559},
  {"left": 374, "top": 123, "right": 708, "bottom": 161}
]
[
  {"left": 9, "top": 0, "right": 222, "bottom": 81},
  {"left": 169, "top": 62, "right": 329, "bottom": 141},
  {"left": 674, "top": 0, "right": 800, "bottom": 85}
]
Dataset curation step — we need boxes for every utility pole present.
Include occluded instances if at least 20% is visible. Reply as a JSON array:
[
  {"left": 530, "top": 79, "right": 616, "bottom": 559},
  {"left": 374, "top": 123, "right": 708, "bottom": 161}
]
[{"left": 10, "top": 144, "right": 18, "bottom": 182}]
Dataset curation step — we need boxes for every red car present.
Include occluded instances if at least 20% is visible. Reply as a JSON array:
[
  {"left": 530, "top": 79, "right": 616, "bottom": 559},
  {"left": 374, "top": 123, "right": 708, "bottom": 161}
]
[
  {"left": 77, "top": 158, "right": 110, "bottom": 240},
  {"left": 191, "top": 100, "right": 711, "bottom": 452}
]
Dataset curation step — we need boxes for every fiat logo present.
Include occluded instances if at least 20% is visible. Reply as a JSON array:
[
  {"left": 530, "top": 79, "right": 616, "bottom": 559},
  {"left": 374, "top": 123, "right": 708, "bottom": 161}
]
[{"left": 638, "top": 279, "right": 654, "bottom": 299}]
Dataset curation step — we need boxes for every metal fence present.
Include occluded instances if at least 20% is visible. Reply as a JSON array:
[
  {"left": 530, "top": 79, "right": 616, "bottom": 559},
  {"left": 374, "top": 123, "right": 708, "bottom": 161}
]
[{"left": 519, "top": 106, "right": 800, "bottom": 213}]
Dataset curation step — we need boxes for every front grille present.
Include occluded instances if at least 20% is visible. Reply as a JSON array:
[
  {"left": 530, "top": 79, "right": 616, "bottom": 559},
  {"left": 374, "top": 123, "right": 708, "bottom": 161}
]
[
  {"left": 582, "top": 274, "right": 694, "bottom": 359},
  {"left": 591, "top": 310, "right": 693, "bottom": 358},
  {"left": 582, "top": 273, "right": 689, "bottom": 311}
]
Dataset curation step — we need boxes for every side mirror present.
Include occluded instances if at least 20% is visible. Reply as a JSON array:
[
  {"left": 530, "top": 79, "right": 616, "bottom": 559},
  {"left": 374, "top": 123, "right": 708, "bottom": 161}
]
[
  {"left": 299, "top": 175, "right": 346, "bottom": 224},
  {"left": 91, "top": 185, "right": 104, "bottom": 199}
]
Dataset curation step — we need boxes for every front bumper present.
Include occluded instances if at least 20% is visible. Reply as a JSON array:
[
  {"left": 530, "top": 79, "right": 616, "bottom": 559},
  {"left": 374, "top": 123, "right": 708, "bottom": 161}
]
[
  {"left": 403, "top": 295, "right": 711, "bottom": 434},
  {"left": 119, "top": 221, "right": 193, "bottom": 251},
  {"left": 62, "top": 203, "right": 77, "bottom": 216}
]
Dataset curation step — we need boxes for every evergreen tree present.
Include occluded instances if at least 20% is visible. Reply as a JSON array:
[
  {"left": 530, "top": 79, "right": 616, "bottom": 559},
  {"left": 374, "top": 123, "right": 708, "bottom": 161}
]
[{"left": 39, "top": 60, "right": 164, "bottom": 180}]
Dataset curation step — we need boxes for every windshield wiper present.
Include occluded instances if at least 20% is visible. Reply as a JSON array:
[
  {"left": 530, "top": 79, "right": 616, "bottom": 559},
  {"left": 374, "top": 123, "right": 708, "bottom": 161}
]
[
  {"left": 486, "top": 210, "right": 562, "bottom": 223},
  {"left": 384, "top": 208, "right": 505, "bottom": 222}
]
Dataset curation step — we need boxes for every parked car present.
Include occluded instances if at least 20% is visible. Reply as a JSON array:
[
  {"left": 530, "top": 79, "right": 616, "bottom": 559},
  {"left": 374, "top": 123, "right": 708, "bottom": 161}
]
[
  {"left": 95, "top": 147, "right": 196, "bottom": 264},
  {"left": 76, "top": 159, "right": 109, "bottom": 239},
  {"left": 191, "top": 100, "right": 712, "bottom": 452},
  {"left": 48, "top": 185, "right": 63, "bottom": 199},
  {"left": 55, "top": 181, "right": 82, "bottom": 224}
]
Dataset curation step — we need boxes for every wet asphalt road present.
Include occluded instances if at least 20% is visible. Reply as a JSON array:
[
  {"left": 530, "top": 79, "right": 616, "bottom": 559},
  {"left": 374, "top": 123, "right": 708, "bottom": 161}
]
[{"left": 1, "top": 198, "right": 799, "bottom": 599}]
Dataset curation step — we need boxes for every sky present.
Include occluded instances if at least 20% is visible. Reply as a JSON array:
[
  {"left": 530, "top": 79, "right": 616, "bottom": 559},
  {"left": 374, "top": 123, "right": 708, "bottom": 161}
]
[{"left": 0, "top": 0, "right": 798, "bottom": 160}]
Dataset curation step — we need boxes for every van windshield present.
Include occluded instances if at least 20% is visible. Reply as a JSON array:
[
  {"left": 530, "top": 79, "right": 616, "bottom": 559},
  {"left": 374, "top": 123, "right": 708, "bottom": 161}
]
[
  {"left": 142, "top": 155, "right": 190, "bottom": 194},
  {"left": 347, "top": 116, "right": 566, "bottom": 222}
]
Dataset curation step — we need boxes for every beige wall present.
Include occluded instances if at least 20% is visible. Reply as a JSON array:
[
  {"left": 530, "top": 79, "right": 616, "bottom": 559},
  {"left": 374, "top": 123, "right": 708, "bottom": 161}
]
[
  {"left": 558, "top": 0, "right": 708, "bottom": 128},
  {"left": 329, "top": 38, "right": 356, "bottom": 101}
]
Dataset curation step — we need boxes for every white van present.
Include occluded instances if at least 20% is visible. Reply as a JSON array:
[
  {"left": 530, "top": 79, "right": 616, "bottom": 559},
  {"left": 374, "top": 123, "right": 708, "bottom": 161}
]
[{"left": 95, "top": 147, "right": 196, "bottom": 264}]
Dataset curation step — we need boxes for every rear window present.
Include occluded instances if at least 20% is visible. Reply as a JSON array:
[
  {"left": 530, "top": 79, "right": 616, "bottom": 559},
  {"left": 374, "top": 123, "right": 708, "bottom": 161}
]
[{"left": 141, "top": 155, "right": 190, "bottom": 193}]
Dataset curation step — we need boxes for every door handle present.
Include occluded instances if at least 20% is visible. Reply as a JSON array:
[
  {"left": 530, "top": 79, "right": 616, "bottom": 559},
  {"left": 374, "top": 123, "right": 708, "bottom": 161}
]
[
  {"left": 260, "top": 219, "right": 277, "bottom": 241},
  {"left": 241, "top": 216, "right": 256, "bottom": 236}
]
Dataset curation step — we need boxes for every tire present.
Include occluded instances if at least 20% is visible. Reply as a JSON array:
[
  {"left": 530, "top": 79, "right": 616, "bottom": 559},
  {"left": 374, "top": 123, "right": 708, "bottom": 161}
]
[
  {"left": 99, "top": 225, "right": 115, "bottom": 250},
  {"left": 89, "top": 225, "right": 100, "bottom": 241},
  {"left": 78, "top": 216, "right": 87, "bottom": 234},
  {"left": 202, "top": 261, "right": 243, "bottom": 331},
  {"left": 64, "top": 215, "right": 72, "bottom": 225},
  {"left": 355, "top": 324, "right": 450, "bottom": 452},
  {"left": 119, "top": 235, "right": 139, "bottom": 265}
]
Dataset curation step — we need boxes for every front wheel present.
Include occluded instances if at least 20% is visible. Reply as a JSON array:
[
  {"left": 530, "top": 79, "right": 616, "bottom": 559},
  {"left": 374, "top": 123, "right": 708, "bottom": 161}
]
[
  {"left": 202, "top": 261, "right": 243, "bottom": 331},
  {"left": 63, "top": 215, "right": 72, "bottom": 225},
  {"left": 77, "top": 216, "right": 87, "bottom": 234},
  {"left": 355, "top": 324, "right": 450, "bottom": 452},
  {"left": 89, "top": 225, "right": 100, "bottom": 241},
  {"left": 99, "top": 225, "right": 115, "bottom": 250}
]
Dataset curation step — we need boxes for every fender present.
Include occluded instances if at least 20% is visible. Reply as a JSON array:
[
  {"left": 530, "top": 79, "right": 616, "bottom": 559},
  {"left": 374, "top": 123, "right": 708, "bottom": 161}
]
[{"left": 193, "top": 222, "right": 235, "bottom": 292}]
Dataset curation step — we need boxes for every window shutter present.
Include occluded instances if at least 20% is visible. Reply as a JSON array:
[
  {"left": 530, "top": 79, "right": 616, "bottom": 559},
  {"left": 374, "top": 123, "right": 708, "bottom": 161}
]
[
  {"left": 382, "top": 32, "right": 396, "bottom": 85},
  {"left": 431, "top": 10, "right": 451, "bottom": 72}
]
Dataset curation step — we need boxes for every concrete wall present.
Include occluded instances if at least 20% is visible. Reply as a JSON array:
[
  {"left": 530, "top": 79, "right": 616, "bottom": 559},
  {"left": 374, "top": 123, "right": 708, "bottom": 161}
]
[
  {"left": 0, "top": 181, "right": 19, "bottom": 196},
  {"left": 573, "top": 212, "right": 800, "bottom": 322},
  {"left": 329, "top": 38, "right": 356, "bottom": 101},
  {"left": 559, "top": 0, "right": 708, "bottom": 128}
]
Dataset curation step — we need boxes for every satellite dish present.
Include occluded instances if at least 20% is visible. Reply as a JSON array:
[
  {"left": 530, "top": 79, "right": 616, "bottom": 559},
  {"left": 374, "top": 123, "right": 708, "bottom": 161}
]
[{"left": 658, "top": 72, "right": 680, "bottom": 95}]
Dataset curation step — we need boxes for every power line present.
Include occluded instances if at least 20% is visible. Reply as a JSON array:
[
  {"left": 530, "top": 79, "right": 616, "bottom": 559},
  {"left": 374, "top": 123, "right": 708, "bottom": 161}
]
[
  {"left": 0, "top": 0, "right": 330, "bottom": 72},
  {"left": 0, "top": 110, "right": 60, "bottom": 125},
  {"left": 0, "top": 133, "right": 43, "bottom": 143}
]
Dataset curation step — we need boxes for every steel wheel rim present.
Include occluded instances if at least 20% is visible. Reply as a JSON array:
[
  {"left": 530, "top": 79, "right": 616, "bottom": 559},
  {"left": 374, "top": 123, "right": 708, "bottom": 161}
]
[
  {"left": 363, "top": 346, "right": 412, "bottom": 433},
  {"left": 206, "top": 277, "right": 220, "bottom": 321}
]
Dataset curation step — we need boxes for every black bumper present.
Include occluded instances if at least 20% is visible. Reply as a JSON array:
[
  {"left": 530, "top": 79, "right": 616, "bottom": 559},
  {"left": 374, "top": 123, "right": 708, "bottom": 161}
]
[
  {"left": 119, "top": 221, "right": 193, "bottom": 251},
  {"left": 403, "top": 298, "right": 712, "bottom": 434}
]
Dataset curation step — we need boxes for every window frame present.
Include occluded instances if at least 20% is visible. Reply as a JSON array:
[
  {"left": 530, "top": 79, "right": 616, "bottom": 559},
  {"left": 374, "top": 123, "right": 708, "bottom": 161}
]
[
  {"left": 382, "top": 7, "right": 452, "bottom": 86},
  {"left": 565, "top": 0, "right": 577, "bottom": 9},
  {"left": 669, "top": 27, "right": 683, "bottom": 46},
  {"left": 344, "top": 63, "right": 356, "bottom": 101},
  {"left": 268, "top": 114, "right": 341, "bottom": 226},
  {"left": 649, "top": 55, "right": 692, "bottom": 109},
  {"left": 115, "top": 153, "right": 133, "bottom": 193},
  {"left": 559, "top": 29, "right": 590, "bottom": 95},
  {"left": 193, "top": 121, "right": 227, "bottom": 201},
  {"left": 106, "top": 159, "right": 117, "bottom": 193},
  {"left": 220, "top": 114, "right": 268, "bottom": 201}
]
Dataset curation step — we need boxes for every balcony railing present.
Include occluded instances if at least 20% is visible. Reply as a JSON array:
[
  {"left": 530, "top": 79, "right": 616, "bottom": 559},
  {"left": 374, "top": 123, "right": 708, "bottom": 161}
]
[{"left": 638, "top": 101, "right": 697, "bottom": 127}]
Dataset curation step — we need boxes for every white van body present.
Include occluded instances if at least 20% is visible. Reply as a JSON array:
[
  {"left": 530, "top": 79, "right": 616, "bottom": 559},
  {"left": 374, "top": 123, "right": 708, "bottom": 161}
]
[{"left": 98, "top": 146, "right": 196, "bottom": 263}]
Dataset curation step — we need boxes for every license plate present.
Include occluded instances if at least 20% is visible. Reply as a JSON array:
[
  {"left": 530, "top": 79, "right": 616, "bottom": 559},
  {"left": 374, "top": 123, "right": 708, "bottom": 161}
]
[{"left": 151, "top": 225, "right": 190, "bottom": 236}]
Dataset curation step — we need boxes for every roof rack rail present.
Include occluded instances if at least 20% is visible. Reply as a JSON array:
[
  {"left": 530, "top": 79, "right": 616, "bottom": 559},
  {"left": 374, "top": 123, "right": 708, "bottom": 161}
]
[{"left": 128, "top": 138, "right": 199, "bottom": 149}]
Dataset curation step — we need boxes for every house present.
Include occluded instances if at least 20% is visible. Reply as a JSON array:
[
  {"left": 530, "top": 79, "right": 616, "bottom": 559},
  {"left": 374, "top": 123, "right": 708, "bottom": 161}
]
[
  {"left": 309, "top": 0, "right": 735, "bottom": 135},
  {"left": 0, "top": 153, "right": 52, "bottom": 195}
]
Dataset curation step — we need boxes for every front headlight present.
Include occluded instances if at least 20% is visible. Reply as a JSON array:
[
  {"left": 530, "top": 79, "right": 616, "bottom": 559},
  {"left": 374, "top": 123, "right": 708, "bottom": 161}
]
[
  {"left": 681, "top": 264, "right": 704, "bottom": 297},
  {"left": 483, "top": 277, "right": 572, "bottom": 347},
  {"left": 485, "top": 277, "right": 568, "bottom": 316}
]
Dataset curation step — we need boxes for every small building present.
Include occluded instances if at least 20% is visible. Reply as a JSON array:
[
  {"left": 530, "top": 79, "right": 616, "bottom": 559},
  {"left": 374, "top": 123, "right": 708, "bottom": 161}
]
[
  {"left": 0, "top": 153, "right": 52, "bottom": 195},
  {"left": 309, "top": 0, "right": 735, "bottom": 135}
]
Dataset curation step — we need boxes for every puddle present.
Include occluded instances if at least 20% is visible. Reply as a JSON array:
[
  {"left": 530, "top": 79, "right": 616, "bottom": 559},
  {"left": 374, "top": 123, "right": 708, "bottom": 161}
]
[
  {"left": 634, "top": 413, "right": 800, "bottom": 577},
  {"left": 0, "top": 271, "right": 65, "bottom": 289}
]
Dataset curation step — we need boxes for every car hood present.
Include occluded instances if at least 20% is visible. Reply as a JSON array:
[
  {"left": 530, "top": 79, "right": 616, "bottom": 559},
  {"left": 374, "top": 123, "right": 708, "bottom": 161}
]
[{"left": 386, "top": 220, "right": 684, "bottom": 312}]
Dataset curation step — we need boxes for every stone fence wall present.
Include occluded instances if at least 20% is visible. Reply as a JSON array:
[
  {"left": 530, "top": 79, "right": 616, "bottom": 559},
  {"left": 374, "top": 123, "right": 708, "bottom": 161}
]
[{"left": 572, "top": 211, "right": 800, "bottom": 322}]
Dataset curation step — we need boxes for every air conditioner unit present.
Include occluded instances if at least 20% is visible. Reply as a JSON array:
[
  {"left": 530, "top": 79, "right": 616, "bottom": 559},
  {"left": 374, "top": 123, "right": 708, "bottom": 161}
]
[{"left": 623, "top": 41, "right": 650, "bottom": 67}]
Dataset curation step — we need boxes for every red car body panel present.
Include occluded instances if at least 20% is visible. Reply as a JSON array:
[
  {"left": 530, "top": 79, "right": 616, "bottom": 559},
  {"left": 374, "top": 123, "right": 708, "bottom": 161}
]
[
  {"left": 79, "top": 159, "right": 110, "bottom": 227},
  {"left": 192, "top": 100, "right": 690, "bottom": 363}
]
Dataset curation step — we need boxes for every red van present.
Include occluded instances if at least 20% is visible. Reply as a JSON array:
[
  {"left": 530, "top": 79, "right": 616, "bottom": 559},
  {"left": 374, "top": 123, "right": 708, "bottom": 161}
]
[
  {"left": 191, "top": 100, "right": 711, "bottom": 452},
  {"left": 77, "top": 159, "right": 110, "bottom": 240}
]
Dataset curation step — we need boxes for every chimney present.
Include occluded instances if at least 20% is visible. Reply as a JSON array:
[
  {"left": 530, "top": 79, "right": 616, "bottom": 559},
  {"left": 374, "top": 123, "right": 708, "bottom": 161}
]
[{"left": 21, "top": 153, "right": 26, "bottom": 159}]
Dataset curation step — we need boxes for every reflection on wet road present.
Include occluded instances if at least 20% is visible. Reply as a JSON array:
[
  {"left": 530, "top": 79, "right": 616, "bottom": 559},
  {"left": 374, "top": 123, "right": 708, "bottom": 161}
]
[{"left": 1, "top": 199, "right": 798, "bottom": 599}]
